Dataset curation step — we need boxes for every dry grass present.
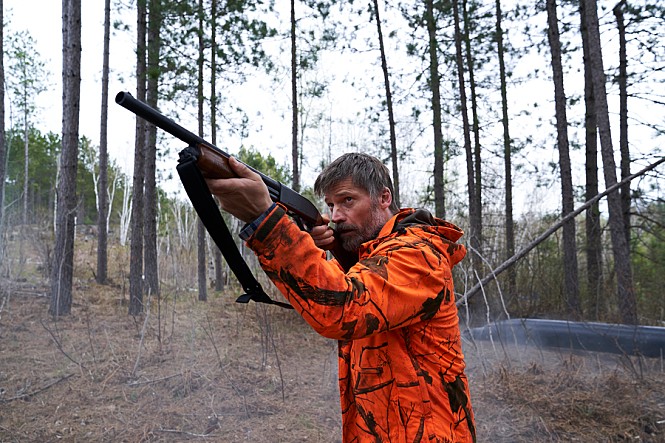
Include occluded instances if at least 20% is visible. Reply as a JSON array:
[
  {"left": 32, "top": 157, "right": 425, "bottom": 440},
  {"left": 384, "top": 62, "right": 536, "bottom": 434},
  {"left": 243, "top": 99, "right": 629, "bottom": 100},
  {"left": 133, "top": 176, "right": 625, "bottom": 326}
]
[{"left": 0, "top": 235, "right": 664, "bottom": 442}]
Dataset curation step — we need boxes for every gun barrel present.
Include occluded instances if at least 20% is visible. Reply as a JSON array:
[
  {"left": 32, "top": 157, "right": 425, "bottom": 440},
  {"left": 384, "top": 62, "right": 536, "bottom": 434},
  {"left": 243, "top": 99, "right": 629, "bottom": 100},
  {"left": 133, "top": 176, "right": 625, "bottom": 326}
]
[
  {"left": 115, "top": 91, "right": 324, "bottom": 227},
  {"left": 115, "top": 91, "right": 208, "bottom": 148}
]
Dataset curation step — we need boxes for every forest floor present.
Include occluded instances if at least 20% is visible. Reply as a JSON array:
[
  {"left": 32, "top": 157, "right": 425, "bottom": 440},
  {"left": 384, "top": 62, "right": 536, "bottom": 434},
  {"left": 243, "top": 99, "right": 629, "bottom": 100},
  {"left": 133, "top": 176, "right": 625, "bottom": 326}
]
[{"left": 1, "top": 249, "right": 665, "bottom": 442}]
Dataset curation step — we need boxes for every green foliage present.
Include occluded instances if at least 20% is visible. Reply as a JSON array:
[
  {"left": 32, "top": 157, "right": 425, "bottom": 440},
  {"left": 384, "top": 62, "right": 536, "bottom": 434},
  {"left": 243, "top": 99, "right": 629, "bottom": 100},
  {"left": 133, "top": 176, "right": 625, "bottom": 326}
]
[
  {"left": 236, "top": 146, "right": 291, "bottom": 184},
  {"left": 632, "top": 202, "right": 665, "bottom": 322},
  {"left": 4, "top": 128, "right": 59, "bottom": 222}
]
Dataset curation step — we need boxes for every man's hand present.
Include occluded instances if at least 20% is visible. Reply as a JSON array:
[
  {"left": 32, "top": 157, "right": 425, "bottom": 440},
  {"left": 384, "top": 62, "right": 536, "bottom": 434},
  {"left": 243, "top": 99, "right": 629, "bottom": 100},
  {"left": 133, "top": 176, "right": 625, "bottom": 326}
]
[
  {"left": 205, "top": 156, "right": 273, "bottom": 223},
  {"left": 309, "top": 213, "right": 335, "bottom": 250}
]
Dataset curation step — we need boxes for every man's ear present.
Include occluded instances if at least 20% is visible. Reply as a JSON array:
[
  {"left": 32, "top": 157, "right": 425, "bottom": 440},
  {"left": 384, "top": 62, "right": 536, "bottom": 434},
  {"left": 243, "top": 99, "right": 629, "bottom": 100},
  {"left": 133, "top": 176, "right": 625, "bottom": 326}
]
[{"left": 379, "top": 187, "right": 393, "bottom": 210}]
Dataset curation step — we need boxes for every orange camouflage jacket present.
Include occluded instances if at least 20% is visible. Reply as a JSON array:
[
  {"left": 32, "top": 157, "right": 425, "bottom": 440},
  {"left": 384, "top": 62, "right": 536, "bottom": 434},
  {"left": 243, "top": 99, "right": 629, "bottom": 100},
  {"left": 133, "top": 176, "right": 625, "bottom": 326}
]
[{"left": 247, "top": 205, "right": 476, "bottom": 443}]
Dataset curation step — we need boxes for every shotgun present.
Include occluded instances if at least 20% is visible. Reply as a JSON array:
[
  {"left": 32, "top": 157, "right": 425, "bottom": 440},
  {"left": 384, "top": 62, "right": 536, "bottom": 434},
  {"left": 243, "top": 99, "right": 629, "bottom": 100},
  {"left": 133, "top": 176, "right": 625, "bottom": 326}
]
[{"left": 115, "top": 91, "right": 325, "bottom": 230}]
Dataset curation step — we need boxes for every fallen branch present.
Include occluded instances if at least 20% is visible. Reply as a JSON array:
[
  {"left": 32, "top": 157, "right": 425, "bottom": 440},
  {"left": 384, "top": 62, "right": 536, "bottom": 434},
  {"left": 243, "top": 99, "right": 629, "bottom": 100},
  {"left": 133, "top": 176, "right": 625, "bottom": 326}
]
[
  {"left": 459, "top": 156, "right": 665, "bottom": 305},
  {"left": 0, "top": 373, "right": 75, "bottom": 403}
]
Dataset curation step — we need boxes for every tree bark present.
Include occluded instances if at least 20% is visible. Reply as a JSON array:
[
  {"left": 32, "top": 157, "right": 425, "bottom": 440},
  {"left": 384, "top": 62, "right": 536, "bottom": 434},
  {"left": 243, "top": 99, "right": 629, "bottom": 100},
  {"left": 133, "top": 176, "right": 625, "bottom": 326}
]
[
  {"left": 197, "top": 0, "right": 207, "bottom": 302},
  {"left": 49, "top": 0, "right": 81, "bottom": 317},
  {"left": 614, "top": 0, "right": 631, "bottom": 247},
  {"left": 426, "top": 0, "right": 445, "bottom": 218},
  {"left": 210, "top": 0, "right": 224, "bottom": 292},
  {"left": 462, "top": 0, "right": 482, "bottom": 243},
  {"left": 495, "top": 0, "right": 515, "bottom": 295},
  {"left": 583, "top": 0, "right": 637, "bottom": 324},
  {"left": 0, "top": 0, "right": 5, "bottom": 258},
  {"left": 579, "top": 0, "right": 602, "bottom": 318},
  {"left": 546, "top": 0, "right": 580, "bottom": 316},
  {"left": 372, "top": 0, "right": 400, "bottom": 208},
  {"left": 290, "top": 0, "right": 300, "bottom": 193},
  {"left": 143, "top": 0, "right": 161, "bottom": 299},
  {"left": 129, "top": 0, "right": 147, "bottom": 316},
  {"left": 96, "top": 0, "right": 111, "bottom": 285}
]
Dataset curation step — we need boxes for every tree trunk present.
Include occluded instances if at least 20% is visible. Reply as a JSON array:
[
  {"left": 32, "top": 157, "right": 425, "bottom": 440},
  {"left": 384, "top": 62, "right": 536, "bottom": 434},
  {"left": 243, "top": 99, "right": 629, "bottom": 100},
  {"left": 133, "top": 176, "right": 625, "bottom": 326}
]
[
  {"left": 453, "top": 0, "right": 481, "bottom": 315},
  {"left": 22, "top": 115, "right": 28, "bottom": 225},
  {"left": 0, "top": 0, "right": 5, "bottom": 258},
  {"left": 129, "top": 0, "right": 147, "bottom": 316},
  {"left": 496, "top": 0, "right": 515, "bottom": 295},
  {"left": 143, "top": 0, "right": 161, "bottom": 299},
  {"left": 614, "top": 0, "right": 631, "bottom": 247},
  {"left": 290, "top": 0, "right": 300, "bottom": 193},
  {"left": 49, "top": 0, "right": 81, "bottom": 317},
  {"left": 197, "top": 0, "right": 207, "bottom": 302},
  {"left": 583, "top": 0, "right": 637, "bottom": 324},
  {"left": 372, "top": 0, "right": 400, "bottom": 208},
  {"left": 210, "top": 0, "right": 224, "bottom": 292},
  {"left": 546, "top": 0, "right": 580, "bottom": 316},
  {"left": 426, "top": 0, "right": 445, "bottom": 218},
  {"left": 579, "top": 0, "right": 602, "bottom": 319},
  {"left": 96, "top": 0, "right": 111, "bottom": 285},
  {"left": 462, "top": 0, "right": 482, "bottom": 244}
]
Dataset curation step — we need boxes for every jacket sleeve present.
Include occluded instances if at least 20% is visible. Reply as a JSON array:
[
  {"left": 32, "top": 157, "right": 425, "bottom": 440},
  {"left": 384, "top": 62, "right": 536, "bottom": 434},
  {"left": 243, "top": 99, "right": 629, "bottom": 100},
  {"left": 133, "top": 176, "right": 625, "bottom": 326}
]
[{"left": 246, "top": 204, "right": 458, "bottom": 340}]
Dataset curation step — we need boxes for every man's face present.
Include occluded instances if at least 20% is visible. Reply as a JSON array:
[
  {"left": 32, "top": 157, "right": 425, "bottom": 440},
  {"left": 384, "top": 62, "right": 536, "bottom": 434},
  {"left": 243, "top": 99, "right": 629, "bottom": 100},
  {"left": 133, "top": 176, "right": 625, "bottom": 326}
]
[{"left": 324, "top": 178, "right": 389, "bottom": 252}]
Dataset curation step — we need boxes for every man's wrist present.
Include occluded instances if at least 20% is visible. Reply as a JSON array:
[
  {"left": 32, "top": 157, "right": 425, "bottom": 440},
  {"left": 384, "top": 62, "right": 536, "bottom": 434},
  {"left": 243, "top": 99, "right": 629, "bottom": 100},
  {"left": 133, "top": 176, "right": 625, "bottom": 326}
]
[{"left": 239, "top": 202, "right": 277, "bottom": 240}]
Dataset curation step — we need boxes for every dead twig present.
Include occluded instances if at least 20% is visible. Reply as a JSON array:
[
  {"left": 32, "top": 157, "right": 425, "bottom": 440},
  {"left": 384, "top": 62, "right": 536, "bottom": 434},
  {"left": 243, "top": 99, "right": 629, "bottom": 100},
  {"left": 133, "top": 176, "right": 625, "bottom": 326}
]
[
  {"left": 40, "top": 317, "right": 86, "bottom": 371},
  {"left": 0, "top": 373, "right": 76, "bottom": 403}
]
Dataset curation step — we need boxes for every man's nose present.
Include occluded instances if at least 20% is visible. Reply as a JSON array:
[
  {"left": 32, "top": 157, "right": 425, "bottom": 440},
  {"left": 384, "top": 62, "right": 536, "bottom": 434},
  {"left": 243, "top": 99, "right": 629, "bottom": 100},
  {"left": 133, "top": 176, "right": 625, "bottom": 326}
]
[{"left": 331, "top": 206, "right": 345, "bottom": 224}]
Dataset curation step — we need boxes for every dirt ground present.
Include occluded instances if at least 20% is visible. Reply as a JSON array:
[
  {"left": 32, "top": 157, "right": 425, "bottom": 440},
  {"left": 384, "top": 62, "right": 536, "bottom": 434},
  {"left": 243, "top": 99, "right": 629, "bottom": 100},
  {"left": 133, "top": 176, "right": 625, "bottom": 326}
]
[{"left": 1, "top": 278, "right": 664, "bottom": 443}]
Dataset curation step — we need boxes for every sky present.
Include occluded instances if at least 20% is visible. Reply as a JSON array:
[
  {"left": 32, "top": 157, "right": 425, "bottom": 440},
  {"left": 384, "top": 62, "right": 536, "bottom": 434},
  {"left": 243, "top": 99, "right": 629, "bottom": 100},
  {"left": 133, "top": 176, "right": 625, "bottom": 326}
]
[
  {"left": 6, "top": 0, "right": 138, "bottom": 172},
  {"left": 4, "top": 0, "right": 663, "bottom": 214}
]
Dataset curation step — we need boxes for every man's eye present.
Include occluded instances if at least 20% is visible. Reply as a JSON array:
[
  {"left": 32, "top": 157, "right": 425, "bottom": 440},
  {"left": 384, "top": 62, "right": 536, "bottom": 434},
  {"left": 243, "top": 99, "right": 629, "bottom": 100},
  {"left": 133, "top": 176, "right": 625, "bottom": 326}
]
[{"left": 345, "top": 197, "right": 353, "bottom": 203}]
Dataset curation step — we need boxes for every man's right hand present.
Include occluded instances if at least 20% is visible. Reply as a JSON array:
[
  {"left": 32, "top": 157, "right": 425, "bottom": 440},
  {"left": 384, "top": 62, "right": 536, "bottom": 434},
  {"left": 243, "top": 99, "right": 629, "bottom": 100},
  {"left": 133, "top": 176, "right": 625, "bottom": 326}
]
[{"left": 310, "top": 213, "right": 335, "bottom": 250}]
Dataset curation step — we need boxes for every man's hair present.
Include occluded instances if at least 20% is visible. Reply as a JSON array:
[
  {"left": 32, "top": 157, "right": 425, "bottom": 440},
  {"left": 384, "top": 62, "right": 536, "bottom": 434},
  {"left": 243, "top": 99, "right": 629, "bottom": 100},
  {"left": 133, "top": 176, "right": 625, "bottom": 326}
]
[{"left": 314, "top": 153, "right": 399, "bottom": 213}]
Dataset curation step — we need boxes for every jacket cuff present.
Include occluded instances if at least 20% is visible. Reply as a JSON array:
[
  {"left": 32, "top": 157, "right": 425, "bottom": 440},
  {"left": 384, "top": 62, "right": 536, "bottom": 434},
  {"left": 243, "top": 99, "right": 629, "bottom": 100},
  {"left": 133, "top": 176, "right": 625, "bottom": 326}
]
[{"left": 245, "top": 203, "right": 287, "bottom": 244}]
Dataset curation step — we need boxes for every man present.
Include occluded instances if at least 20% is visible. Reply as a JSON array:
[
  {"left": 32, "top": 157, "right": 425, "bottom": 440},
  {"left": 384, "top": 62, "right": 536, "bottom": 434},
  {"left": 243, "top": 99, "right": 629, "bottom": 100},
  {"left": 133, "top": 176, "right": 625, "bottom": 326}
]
[{"left": 207, "top": 153, "right": 476, "bottom": 443}]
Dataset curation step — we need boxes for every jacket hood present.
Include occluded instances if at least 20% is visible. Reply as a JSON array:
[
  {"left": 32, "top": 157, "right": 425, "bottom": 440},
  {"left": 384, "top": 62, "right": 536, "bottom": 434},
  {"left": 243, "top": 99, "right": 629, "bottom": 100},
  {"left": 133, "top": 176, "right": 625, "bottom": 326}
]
[{"left": 369, "top": 208, "right": 467, "bottom": 265}]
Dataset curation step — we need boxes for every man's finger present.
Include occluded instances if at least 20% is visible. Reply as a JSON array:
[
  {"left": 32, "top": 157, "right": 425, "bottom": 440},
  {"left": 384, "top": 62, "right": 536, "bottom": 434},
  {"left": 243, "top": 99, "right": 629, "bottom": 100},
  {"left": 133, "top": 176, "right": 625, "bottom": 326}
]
[{"left": 228, "top": 156, "right": 258, "bottom": 180}]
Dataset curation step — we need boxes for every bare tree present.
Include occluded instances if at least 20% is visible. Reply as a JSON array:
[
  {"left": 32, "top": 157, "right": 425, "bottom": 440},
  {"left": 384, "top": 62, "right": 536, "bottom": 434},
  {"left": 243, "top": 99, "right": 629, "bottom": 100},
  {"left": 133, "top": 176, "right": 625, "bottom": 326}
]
[
  {"left": 197, "top": 0, "right": 207, "bottom": 302},
  {"left": 614, "top": 0, "right": 631, "bottom": 246},
  {"left": 546, "top": 0, "right": 580, "bottom": 316},
  {"left": 453, "top": 0, "right": 481, "bottom": 311},
  {"left": 579, "top": 0, "right": 602, "bottom": 317},
  {"left": 143, "top": 0, "right": 162, "bottom": 299},
  {"left": 462, "top": 0, "right": 482, "bottom": 243},
  {"left": 290, "top": 0, "right": 300, "bottom": 192},
  {"left": 96, "top": 0, "right": 111, "bottom": 284},
  {"left": 129, "top": 0, "right": 147, "bottom": 316},
  {"left": 495, "top": 0, "right": 515, "bottom": 295},
  {"left": 583, "top": 0, "right": 637, "bottom": 324},
  {"left": 426, "top": 0, "right": 445, "bottom": 218},
  {"left": 372, "top": 0, "right": 400, "bottom": 207},
  {"left": 0, "top": 0, "right": 6, "bottom": 259},
  {"left": 49, "top": 0, "right": 81, "bottom": 316}
]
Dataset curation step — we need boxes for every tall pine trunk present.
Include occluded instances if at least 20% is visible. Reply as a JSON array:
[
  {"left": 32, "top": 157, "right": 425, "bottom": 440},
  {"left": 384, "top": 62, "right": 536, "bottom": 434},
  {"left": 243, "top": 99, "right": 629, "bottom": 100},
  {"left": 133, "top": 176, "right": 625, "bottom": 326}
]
[
  {"left": 290, "top": 0, "right": 300, "bottom": 192},
  {"left": 0, "top": 0, "right": 5, "bottom": 259},
  {"left": 129, "top": 0, "right": 147, "bottom": 316},
  {"left": 197, "top": 0, "right": 207, "bottom": 302},
  {"left": 614, "top": 0, "right": 631, "bottom": 246},
  {"left": 426, "top": 0, "right": 445, "bottom": 218},
  {"left": 210, "top": 0, "right": 224, "bottom": 292},
  {"left": 143, "top": 0, "right": 161, "bottom": 299},
  {"left": 453, "top": 0, "right": 481, "bottom": 316},
  {"left": 49, "top": 0, "right": 81, "bottom": 317},
  {"left": 579, "top": 0, "right": 602, "bottom": 318},
  {"left": 372, "top": 0, "right": 400, "bottom": 207},
  {"left": 583, "top": 0, "right": 637, "bottom": 324},
  {"left": 546, "top": 0, "right": 580, "bottom": 316},
  {"left": 96, "top": 0, "right": 111, "bottom": 284},
  {"left": 462, "top": 0, "right": 482, "bottom": 244},
  {"left": 495, "top": 0, "right": 515, "bottom": 295}
]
